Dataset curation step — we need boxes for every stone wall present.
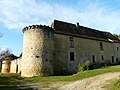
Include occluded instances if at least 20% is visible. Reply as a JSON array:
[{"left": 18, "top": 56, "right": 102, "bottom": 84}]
[
  {"left": 10, "top": 58, "right": 21, "bottom": 73},
  {"left": 54, "top": 33, "right": 120, "bottom": 74},
  {"left": 21, "top": 25, "right": 54, "bottom": 77},
  {"left": 10, "top": 59, "right": 17, "bottom": 73}
]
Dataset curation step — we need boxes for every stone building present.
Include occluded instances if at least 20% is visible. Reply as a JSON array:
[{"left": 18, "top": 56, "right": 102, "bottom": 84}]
[
  {"left": 0, "top": 20, "right": 119, "bottom": 77},
  {"left": 0, "top": 54, "right": 18, "bottom": 73},
  {"left": 21, "top": 20, "right": 120, "bottom": 77}
]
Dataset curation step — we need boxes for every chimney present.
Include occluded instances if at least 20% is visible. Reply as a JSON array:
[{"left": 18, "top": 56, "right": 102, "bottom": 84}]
[
  {"left": 77, "top": 22, "right": 79, "bottom": 26},
  {"left": 76, "top": 22, "right": 79, "bottom": 28}
]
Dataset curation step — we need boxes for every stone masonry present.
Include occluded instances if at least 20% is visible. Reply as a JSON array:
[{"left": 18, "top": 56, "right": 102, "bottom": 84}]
[{"left": 21, "top": 25, "right": 54, "bottom": 77}]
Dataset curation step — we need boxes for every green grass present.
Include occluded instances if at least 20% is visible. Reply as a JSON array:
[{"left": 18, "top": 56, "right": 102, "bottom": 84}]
[
  {"left": 0, "top": 73, "right": 35, "bottom": 90},
  {"left": 21, "top": 65, "right": 120, "bottom": 88},
  {"left": 0, "top": 73, "right": 21, "bottom": 85},
  {"left": 109, "top": 79, "right": 120, "bottom": 90},
  {"left": 23, "top": 65, "right": 120, "bottom": 82},
  {"left": 1, "top": 65, "right": 120, "bottom": 89}
]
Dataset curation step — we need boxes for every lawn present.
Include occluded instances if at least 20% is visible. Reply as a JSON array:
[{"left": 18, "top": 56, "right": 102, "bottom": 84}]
[
  {"left": 0, "top": 65, "right": 120, "bottom": 89},
  {"left": 22, "top": 65, "right": 120, "bottom": 89},
  {"left": 109, "top": 78, "right": 120, "bottom": 90}
]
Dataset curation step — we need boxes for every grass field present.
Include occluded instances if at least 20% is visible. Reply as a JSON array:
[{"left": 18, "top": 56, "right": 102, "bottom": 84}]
[
  {"left": 109, "top": 79, "right": 120, "bottom": 90},
  {"left": 0, "top": 65, "right": 120, "bottom": 89}
]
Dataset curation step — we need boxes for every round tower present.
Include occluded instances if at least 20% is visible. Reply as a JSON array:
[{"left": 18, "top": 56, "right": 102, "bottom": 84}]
[
  {"left": 1, "top": 60, "right": 11, "bottom": 73},
  {"left": 21, "top": 25, "right": 54, "bottom": 77}
]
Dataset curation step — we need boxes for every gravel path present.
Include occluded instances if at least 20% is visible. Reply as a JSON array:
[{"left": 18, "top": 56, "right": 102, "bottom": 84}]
[{"left": 58, "top": 72, "right": 120, "bottom": 90}]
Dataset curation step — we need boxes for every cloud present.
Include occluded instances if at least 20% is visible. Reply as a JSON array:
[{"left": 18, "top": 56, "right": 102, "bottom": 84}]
[
  {"left": 0, "top": 47, "right": 8, "bottom": 52},
  {"left": 0, "top": 0, "right": 53, "bottom": 29},
  {"left": 0, "top": 0, "right": 120, "bottom": 33}
]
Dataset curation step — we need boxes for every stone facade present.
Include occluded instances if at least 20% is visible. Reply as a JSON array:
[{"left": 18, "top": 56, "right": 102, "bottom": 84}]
[
  {"left": 10, "top": 59, "right": 17, "bottom": 73},
  {"left": 10, "top": 58, "right": 20, "bottom": 73},
  {"left": 54, "top": 34, "right": 120, "bottom": 74},
  {"left": 1, "top": 20, "right": 120, "bottom": 77},
  {"left": 17, "top": 58, "right": 21, "bottom": 74}
]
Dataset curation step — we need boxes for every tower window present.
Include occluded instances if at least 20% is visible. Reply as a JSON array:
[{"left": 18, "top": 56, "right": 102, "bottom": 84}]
[
  {"left": 45, "top": 59, "right": 48, "bottom": 61},
  {"left": 99, "top": 42, "right": 103, "bottom": 50},
  {"left": 92, "top": 55, "right": 96, "bottom": 63},
  {"left": 101, "top": 55, "right": 104, "bottom": 60},
  {"left": 35, "top": 55, "right": 39, "bottom": 58},
  {"left": 69, "top": 37, "right": 74, "bottom": 48},
  {"left": 70, "top": 52, "right": 74, "bottom": 61}
]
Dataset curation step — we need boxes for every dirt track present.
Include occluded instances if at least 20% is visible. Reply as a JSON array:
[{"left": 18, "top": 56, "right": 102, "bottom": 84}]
[{"left": 58, "top": 72, "right": 120, "bottom": 90}]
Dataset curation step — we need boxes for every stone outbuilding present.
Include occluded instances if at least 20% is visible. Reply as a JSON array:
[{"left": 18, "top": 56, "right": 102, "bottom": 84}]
[{"left": 0, "top": 54, "right": 18, "bottom": 73}]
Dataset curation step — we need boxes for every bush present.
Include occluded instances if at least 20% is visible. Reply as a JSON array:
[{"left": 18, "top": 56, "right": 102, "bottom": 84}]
[
  {"left": 92, "top": 63, "right": 108, "bottom": 69},
  {"left": 77, "top": 61, "right": 93, "bottom": 72},
  {"left": 77, "top": 61, "right": 108, "bottom": 72}
]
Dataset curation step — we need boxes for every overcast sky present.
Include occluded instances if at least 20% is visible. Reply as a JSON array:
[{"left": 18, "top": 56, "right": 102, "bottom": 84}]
[{"left": 0, "top": 0, "right": 120, "bottom": 56}]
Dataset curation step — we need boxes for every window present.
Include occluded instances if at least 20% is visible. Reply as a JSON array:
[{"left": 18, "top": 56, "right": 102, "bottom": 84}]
[
  {"left": 116, "top": 58, "right": 119, "bottom": 62},
  {"left": 69, "top": 37, "right": 74, "bottom": 48},
  {"left": 35, "top": 55, "right": 39, "bottom": 58},
  {"left": 117, "top": 47, "right": 119, "bottom": 51},
  {"left": 92, "top": 55, "right": 96, "bottom": 63},
  {"left": 112, "top": 56, "right": 114, "bottom": 63},
  {"left": 101, "top": 55, "right": 104, "bottom": 60},
  {"left": 45, "top": 59, "right": 48, "bottom": 61},
  {"left": 99, "top": 42, "right": 103, "bottom": 50},
  {"left": 70, "top": 52, "right": 74, "bottom": 61}
]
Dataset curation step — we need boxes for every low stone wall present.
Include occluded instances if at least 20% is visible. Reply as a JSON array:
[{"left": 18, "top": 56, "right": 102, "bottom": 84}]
[
  {"left": 10, "top": 59, "right": 17, "bottom": 73},
  {"left": 10, "top": 58, "right": 21, "bottom": 73}
]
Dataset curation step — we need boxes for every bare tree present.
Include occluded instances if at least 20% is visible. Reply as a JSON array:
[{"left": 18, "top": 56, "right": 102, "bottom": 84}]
[{"left": 0, "top": 48, "right": 11, "bottom": 60}]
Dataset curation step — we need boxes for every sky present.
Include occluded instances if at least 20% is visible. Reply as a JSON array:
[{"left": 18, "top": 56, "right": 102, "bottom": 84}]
[{"left": 0, "top": 0, "right": 120, "bottom": 56}]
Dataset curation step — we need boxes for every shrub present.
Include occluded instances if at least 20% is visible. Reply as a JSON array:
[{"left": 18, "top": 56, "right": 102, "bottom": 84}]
[
  {"left": 77, "top": 61, "right": 109, "bottom": 73},
  {"left": 77, "top": 61, "right": 93, "bottom": 72}
]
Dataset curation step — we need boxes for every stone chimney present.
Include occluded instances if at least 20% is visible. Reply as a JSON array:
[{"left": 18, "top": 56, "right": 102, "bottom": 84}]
[
  {"left": 76, "top": 22, "right": 79, "bottom": 28},
  {"left": 77, "top": 22, "right": 79, "bottom": 26}
]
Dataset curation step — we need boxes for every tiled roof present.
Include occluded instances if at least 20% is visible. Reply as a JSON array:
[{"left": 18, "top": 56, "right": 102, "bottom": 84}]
[
  {"left": 51, "top": 20, "right": 120, "bottom": 42},
  {"left": 0, "top": 54, "right": 18, "bottom": 61}
]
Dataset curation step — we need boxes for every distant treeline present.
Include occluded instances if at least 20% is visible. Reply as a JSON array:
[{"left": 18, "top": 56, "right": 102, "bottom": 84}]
[{"left": 113, "top": 34, "right": 120, "bottom": 39}]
